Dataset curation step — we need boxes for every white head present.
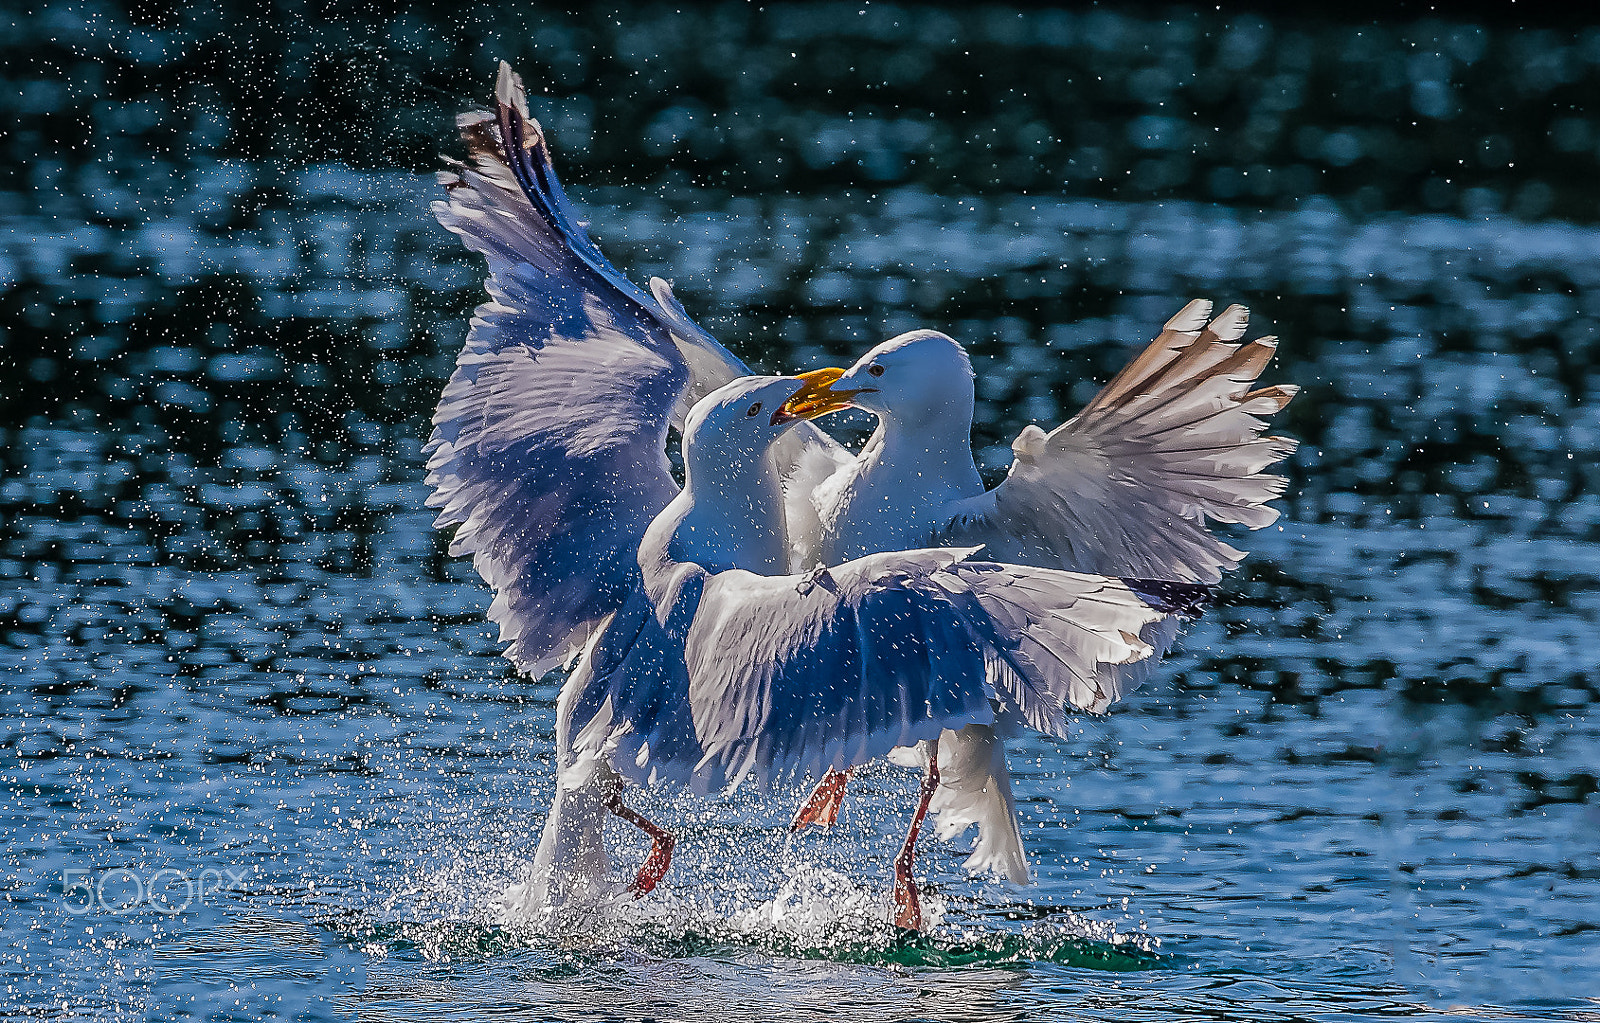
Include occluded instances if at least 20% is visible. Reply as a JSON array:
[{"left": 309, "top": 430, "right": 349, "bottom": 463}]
[
  {"left": 778, "top": 329, "right": 975, "bottom": 428},
  {"left": 680, "top": 375, "right": 848, "bottom": 487}
]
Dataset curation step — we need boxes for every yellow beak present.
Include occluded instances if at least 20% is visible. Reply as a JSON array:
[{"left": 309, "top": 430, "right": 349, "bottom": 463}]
[{"left": 774, "top": 367, "right": 859, "bottom": 424}]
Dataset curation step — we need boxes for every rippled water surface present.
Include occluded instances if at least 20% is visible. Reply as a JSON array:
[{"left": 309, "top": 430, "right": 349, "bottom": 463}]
[{"left": 4, "top": 4, "right": 1599, "bottom": 1019}]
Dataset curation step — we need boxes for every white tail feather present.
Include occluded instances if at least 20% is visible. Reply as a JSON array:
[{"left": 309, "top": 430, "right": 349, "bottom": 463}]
[{"left": 930, "top": 725, "right": 1030, "bottom": 884}]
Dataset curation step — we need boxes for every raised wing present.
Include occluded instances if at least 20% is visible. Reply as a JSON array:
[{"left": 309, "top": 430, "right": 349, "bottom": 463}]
[
  {"left": 943, "top": 300, "right": 1298, "bottom": 584},
  {"left": 675, "top": 550, "right": 1166, "bottom": 789},
  {"left": 425, "top": 63, "right": 748, "bottom": 674},
  {"left": 427, "top": 64, "right": 854, "bottom": 674}
]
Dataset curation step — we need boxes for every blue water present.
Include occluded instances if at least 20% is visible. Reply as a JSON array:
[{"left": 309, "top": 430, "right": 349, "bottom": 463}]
[{"left": 4, "top": 5, "right": 1600, "bottom": 1019}]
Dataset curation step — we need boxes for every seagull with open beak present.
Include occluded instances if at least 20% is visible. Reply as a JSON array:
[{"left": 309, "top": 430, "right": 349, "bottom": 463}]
[{"left": 776, "top": 309, "right": 1297, "bottom": 887}]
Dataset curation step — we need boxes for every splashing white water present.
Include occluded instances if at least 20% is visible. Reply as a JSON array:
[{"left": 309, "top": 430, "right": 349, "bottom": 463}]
[
  {"left": 729, "top": 866, "right": 946, "bottom": 941},
  {"left": 495, "top": 861, "right": 930, "bottom": 945}
]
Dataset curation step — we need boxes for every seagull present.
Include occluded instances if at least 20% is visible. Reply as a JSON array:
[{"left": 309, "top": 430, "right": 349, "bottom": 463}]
[
  {"left": 555, "top": 371, "right": 1186, "bottom": 929},
  {"left": 426, "top": 64, "right": 842, "bottom": 906},
  {"left": 776, "top": 309, "right": 1299, "bottom": 882},
  {"left": 425, "top": 63, "right": 1203, "bottom": 928}
]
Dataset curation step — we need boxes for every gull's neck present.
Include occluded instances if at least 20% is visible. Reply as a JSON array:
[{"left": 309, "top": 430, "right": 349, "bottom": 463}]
[
  {"left": 819, "top": 397, "right": 983, "bottom": 565},
  {"left": 642, "top": 442, "right": 786, "bottom": 582},
  {"left": 867, "top": 397, "right": 983, "bottom": 495}
]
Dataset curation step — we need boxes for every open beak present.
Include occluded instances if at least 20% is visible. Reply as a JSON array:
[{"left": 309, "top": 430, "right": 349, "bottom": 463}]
[{"left": 771, "top": 368, "right": 860, "bottom": 425}]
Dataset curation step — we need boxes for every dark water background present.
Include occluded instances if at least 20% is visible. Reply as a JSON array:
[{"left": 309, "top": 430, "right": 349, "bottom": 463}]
[{"left": 4, "top": 3, "right": 1599, "bottom": 1019}]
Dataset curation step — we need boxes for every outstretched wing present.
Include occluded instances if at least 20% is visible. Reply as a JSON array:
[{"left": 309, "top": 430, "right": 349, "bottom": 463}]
[
  {"left": 425, "top": 63, "right": 746, "bottom": 674},
  {"left": 676, "top": 550, "right": 1166, "bottom": 789},
  {"left": 427, "top": 64, "right": 854, "bottom": 672},
  {"left": 943, "top": 300, "right": 1298, "bottom": 584}
]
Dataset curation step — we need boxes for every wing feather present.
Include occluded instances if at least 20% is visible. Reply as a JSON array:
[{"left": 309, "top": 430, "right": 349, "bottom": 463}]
[
  {"left": 430, "top": 63, "right": 852, "bottom": 675},
  {"left": 943, "top": 301, "right": 1298, "bottom": 584},
  {"left": 562, "top": 550, "right": 1174, "bottom": 792},
  {"left": 673, "top": 552, "right": 1166, "bottom": 789},
  {"left": 426, "top": 63, "right": 741, "bottom": 674}
]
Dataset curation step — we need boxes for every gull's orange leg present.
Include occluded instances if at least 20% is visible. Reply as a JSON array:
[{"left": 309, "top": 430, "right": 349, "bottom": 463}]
[
  {"left": 891, "top": 739, "right": 940, "bottom": 932},
  {"left": 790, "top": 768, "right": 854, "bottom": 831},
  {"left": 603, "top": 792, "right": 676, "bottom": 897}
]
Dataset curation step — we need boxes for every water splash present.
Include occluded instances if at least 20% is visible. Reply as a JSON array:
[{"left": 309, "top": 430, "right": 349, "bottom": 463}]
[{"left": 354, "top": 855, "right": 1160, "bottom": 974}]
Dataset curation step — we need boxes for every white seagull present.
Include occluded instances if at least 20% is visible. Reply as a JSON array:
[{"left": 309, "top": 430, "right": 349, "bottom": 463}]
[
  {"left": 551, "top": 372, "right": 1185, "bottom": 927},
  {"left": 425, "top": 64, "right": 1197, "bottom": 928},
  {"left": 776, "top": 309, "right": 1299, "bottom": 883}
]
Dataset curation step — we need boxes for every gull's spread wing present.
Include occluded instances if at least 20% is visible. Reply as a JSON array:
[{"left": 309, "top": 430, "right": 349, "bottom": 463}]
[
  {"left": 943, "top": 300, "right": 1298, "bottom": 584},
  {"left": 427, "top": 64, "right": 852, "bottom": 672},
  {"left": 425, "top": 63, "right": 747, "bottom": 674},
  {"left": 676, "top": 550, "right": 1168, "bottom": 788}
]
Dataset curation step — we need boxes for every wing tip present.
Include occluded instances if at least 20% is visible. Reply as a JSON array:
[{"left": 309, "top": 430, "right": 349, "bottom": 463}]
[
  {"left": 1244, "top": 382, "right": 1300, "bottom": 411},
  {"left": 1165, "top": 298, "right": 1213, "bottom": 334},
  {"left": 1207, "top": 304, "right": 1250, "bottom": 342},
  {"left": 649, "top": 276, "right": 678, "bottom": 310},
  {"left": 496, "top": 61, "right": 531, "bottom": 120}
]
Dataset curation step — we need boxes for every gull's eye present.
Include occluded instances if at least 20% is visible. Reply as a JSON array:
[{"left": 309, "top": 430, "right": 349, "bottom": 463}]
[
  {"left": 868, "top": 364, "right": 885, "bottom": 377},
  {"left": 746, "top": 402, "right": 763, "bottom": 417}
]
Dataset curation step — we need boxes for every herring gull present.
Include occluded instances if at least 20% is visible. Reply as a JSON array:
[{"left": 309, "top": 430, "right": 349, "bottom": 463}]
[{"left": 778, "top": 309, "right": 1298, "bottom": 883}]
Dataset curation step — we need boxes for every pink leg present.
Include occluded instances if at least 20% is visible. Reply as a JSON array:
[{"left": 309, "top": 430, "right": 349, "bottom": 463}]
[
  {"left": 790, "top": 768, "right": 854, "bottom": 831},
  {"left": 891, "top": 739, "right": 940, "bottom": 932},
  {"left": 604, "top": 793, "right": 676, "bottom": 897}
]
